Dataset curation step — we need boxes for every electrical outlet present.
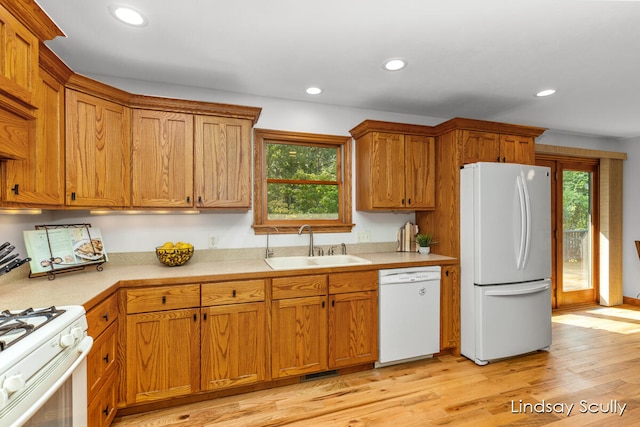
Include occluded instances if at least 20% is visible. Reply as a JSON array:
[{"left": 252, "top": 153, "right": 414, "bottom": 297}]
[
  {"left": 208, "top": 234, "right": 218, "bottom": 248},
  {"left": 357, "top": 231, "right": 371, "bottom": 243}
]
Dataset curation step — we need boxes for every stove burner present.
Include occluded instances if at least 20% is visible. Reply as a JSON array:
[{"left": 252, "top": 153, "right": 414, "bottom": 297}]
[{"left": 0, "top": 306, "right": 66, "bottom": 351}]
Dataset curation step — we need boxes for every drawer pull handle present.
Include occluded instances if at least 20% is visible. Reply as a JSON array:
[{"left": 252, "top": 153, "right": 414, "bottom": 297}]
[
  {"left": 194, "top": 313, "right": 198, "bottom": 322},
  {"left": 232, "top": 289, "right": 236, "bottom": 297},
  {"left": 162, "top": 296, "right": 166, "bottom": 304},
  {"left": 322, "top": 301, "right": 325, "bottom": 308},
  {"left": 103, "top": 405, "right": 109, "bottom": 417},
  {"left": 203, "top": 313, "right": 207, "bottom": 321},
  {"left": 103, "top": 312, "right": 109, "bottom": 322},
  {"left": 103, "top": 353, "right": 109, "bottom": 364}
]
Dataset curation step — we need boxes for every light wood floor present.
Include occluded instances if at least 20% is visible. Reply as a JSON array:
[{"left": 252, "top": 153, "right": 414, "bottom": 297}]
[{"left": 112, "top": 304, "right": 640, "bottom": 426}]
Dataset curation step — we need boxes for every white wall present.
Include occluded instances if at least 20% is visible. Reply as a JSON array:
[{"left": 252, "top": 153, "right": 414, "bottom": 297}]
[{"left": 621, "top": 137, "right": 640, "bottom": 299}]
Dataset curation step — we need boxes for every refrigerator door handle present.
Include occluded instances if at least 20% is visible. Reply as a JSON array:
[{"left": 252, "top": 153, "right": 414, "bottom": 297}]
[
  {"left": 522, "top": 173, "right": 532, "bottom": 269},
  {"left": 516, "top": 176, "right": 527, "bottom": 269},
  {"left": 484, "top": 283, "right": 550, "bottom": 296}
]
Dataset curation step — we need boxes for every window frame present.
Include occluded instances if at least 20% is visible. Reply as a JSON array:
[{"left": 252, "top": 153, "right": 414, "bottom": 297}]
[{"left": 253, "top": 128, "right": 353, "bottom": 234}]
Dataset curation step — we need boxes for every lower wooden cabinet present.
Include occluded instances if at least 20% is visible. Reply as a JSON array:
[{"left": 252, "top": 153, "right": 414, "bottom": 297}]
[
  {"left": 200, "top": 279, "right": 266, "bottom": 391},
  {"left": 88, "top": 369, "right": 118, "bottom": 427},
  {"left": 85, "top": 293, "right": 119, "bottom": 426},
  {"left": 440, "top": 265, "right": 460, "bottom": 351},
  {"left": 125, "top": 307, "right": 201, "bottom": 404},
  {"left": 328, "top": 291, "right": 377, "bottom": 368},
  {"left": 271, "top": 295, "right": 328, "bottom": 378}
]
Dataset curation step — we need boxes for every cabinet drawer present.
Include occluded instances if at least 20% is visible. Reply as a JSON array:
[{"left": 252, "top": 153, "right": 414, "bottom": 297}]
[
  {"left": 88, "top": 368, "right": 118, "bottom": 427},
  {"left": 272, "top": 274, "right": 327, "bottom": 300},
  {"left": 87, "top": 320, "right": 118, "bottom": 398},
  {"left": 329, "top": 270, "right": 378, "bottom": 294},
  {"left": 125, "top": 284, "right": 200, "bottom": 314},
  {"left": 86, "top": 293, "right": 118, "bottom": 338},
  {"left": 201, "top": 279, "right": 265, "bottom": 306}
]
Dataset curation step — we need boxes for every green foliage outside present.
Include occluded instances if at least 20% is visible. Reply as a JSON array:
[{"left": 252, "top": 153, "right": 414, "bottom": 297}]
[
  {"left": 266, "top": 143, "right": 339, "bottom": 220},
  {"left": 563, "top": 170, "right": 591, "bottom": 230}
]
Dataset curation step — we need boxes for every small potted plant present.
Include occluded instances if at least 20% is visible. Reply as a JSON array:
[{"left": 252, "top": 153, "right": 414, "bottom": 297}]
[{"left": 415, "top": 233, "right": 435, "bottom": 254}]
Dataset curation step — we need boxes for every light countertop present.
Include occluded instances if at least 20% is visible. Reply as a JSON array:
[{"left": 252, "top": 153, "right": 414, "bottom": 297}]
[{"left": 0, "top": 251, "right": 456, "bottom": 310}]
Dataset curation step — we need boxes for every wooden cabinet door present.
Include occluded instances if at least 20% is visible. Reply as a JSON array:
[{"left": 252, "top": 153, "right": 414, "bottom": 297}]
[
  {"left": 3, "top": 68, "right": 64, "bottom": 205},
  {"left": 125, "top": 308, "right": 200, "bottom": 404},
  {"left": 65, "top": 89, "right": 131, "bottom": 207},
  {"left": 499, "top": 134, "right": 535, "bottom": 164},
  {"left": 440, "top": 265, "right": 460, "bottom": 351},
  {"left": 0, "top": 3, "right": 38, "bottom": 105},
  {"left": 131, "top": 109, "right": 194, "bottom": 207},
  {"left": 461, "top": 130, "right": 500, "bottom": 164},
  {"left": 201, "top": 302, "right": 266, "bottom": 390},
  {"left": 194, "top": 116, "right": 252, "bottom": 208},
  {"left": 329, "top": 291, "right": 378, "bottom": 368},
  {"left": 371, "top": 132, "right": 406, "bottom": 208},
  {"left": 271, "top": 296, "right": 328, "bottom": 378},
  {"left": 405, "top": 135, "right": 435, "bottom": 209}
]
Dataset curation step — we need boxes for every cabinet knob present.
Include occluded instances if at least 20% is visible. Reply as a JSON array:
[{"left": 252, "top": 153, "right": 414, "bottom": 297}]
[{"left": 11, "top": 184, "right": 19, "bottom": 195}]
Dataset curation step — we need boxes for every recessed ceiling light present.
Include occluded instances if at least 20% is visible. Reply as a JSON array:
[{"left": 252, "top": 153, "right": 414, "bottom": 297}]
[
  {"left": 306, "top": 87, "right": 322, "bottom": 95},
  {"left": 383, "top": 58, "right": 407, "bottom": 71},
  {"left": 109, "top": 5, "right": 147, "bottom": 26},
  {"left": 536, "top": 89, "right": 557, "bottom": 97}
]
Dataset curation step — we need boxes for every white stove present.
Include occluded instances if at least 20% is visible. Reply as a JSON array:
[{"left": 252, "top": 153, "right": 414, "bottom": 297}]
[{"left": 0, "top": 305, "right": 92, "bottom": 427}]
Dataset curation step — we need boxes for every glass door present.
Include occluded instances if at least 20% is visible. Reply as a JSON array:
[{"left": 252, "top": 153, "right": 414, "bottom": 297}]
[{"left": 537, "top": 157, "right": 599, "bottom": 307}]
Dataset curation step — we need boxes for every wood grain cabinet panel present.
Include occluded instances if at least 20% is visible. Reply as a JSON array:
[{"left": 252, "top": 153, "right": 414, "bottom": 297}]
[
  {"left": 88, "top": 369, "right": 118, "bottom": 427},
  {"left": 440, "top": 265, "right": 460, "bottom": 351},
  {"left": 65, "top": 89, "right": 131, "bottom": 207},
  {"left": 194, "top": 116, "right": 252, "bottom": 209},
  {"left": 271, "top": 295, "right": 328, "bottom": 378},
  {"left": 125, "top": 285, "right": 200, "bottom": 314},
  {"left": 201, "top": 302, "right": 266, "bottom": 390},
  {"left": 125, "top": 308, "right": 200, "bottom": 404},
  {"left": 328, "top": 291, "right": 377, "bottom": 368},
  {"left": 131, "top": 109, "right": 194, "bottom": 208},
  {"left": 0, "top": 3, "right": 38, "bottom": 106},
  {"left": 2, "top": 67, "right": 64, "bottom": 205}
]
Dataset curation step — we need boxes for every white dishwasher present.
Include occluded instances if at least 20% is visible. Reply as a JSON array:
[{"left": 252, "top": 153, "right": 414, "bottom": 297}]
[{"left": 377, "top": 266, "right": 441, "bottom": 367}]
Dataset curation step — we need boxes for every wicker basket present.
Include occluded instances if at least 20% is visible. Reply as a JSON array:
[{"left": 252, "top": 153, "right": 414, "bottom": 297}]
[{"left": 156, "top": 247, "right": 194, "bottom": 267}]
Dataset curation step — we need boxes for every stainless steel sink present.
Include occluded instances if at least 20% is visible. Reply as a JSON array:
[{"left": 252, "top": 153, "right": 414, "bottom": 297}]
[{"left": 264, "top": 254, "right": 372, "bottom": 270}]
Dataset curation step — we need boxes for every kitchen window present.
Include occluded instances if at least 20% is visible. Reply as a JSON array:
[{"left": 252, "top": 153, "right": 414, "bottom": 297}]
[{"left": 253, "top": 129, "right": 353, "bottom": 234}]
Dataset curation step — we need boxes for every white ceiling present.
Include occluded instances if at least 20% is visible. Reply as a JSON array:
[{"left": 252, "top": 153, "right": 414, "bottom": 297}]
[{"left": 36, "top": 0, "right": 640, "bottom": 139}]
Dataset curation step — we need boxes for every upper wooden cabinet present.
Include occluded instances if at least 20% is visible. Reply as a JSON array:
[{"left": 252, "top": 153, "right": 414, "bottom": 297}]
[
  {"left": 460, "top": 130, "right": 535, "bottom": 165},
  {"left": 350, "top": 120, "right": 436, "bottom": 211},
  {"left": 131, "top": 109, "right": 194, "bottom": 208},
  {"left": 0, "top": 3, "right": 39, "bottom": 107},
  {"left": 2, "top": 67, "right": 64, "bottom": 205},
  {"left": 65, "top": 89, "right": 131, "bottom": 207},
  {"left": 194, "top": 116, "right": 252, "bottom": 209}
]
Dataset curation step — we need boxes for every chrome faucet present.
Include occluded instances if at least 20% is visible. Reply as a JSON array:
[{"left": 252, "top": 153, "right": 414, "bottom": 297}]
[
  {"left": 298, "top": 224, "right": 314, "bottom": 256},
  {"left": 265, "top": 227, "right": 279, "bottom": 258}
]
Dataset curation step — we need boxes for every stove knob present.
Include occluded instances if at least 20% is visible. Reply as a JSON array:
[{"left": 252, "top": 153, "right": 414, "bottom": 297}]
[
  {"left": 71, "top": 327, "right": 84, "bottom": 340},
  {"left": 3, "top": 373, "right": 25, "bottom": 394},
  {"left": 60, "top": 333, "right": 76, "bottom": 348}
]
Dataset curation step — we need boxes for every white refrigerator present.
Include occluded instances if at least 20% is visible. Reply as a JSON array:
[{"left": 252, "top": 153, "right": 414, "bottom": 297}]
[{"left": 460, "top": 162, "right": 552, "bottom": 366}]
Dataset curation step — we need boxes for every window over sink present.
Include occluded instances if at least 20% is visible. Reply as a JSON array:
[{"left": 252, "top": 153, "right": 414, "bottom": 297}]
[{"left": 253, "top": 129, "right": 353, "bottom": 234}]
